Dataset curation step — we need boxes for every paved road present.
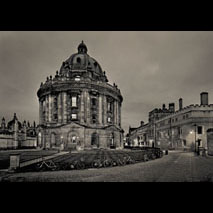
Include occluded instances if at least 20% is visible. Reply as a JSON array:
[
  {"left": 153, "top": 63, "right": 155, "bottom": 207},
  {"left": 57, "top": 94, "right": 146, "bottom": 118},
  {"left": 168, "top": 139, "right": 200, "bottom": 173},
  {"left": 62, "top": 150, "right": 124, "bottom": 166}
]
[{"left": 1, "top": 151, "right": 213, "bottom": 182}]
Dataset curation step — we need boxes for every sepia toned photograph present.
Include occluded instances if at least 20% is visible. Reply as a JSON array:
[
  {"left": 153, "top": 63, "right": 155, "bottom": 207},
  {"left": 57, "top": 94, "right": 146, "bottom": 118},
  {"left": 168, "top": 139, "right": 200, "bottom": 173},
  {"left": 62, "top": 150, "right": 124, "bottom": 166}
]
[{"left": 1, "top": 31, "right": 213, "bottom": 182}]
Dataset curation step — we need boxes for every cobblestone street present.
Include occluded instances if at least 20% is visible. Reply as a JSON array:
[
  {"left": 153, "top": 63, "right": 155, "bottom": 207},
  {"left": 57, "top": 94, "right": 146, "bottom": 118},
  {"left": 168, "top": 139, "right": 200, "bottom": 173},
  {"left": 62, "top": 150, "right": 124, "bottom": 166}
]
[{"left": 1, "top": 150, "right": 213, "bottom": 182}]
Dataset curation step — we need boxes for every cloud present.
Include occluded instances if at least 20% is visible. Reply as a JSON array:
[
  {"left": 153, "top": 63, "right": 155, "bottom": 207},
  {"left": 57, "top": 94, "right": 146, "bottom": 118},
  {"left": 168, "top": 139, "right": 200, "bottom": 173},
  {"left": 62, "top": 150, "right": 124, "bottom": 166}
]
[{"left": 1, "top": 31, "right": 213, "bottom": 132}]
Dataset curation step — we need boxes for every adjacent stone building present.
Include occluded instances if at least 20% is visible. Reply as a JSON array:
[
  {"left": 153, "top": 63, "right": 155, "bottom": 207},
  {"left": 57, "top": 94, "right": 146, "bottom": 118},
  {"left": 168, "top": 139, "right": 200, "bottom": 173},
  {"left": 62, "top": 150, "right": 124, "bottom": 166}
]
[
  {"left": 0, "top": 113, "right": 37, "bottom": 149},
  {"left": 37, "top": 41, "right": 124, "bottom": 150},
  {"left": 127, "top": 92, "right": 213, "bottom": 155}
]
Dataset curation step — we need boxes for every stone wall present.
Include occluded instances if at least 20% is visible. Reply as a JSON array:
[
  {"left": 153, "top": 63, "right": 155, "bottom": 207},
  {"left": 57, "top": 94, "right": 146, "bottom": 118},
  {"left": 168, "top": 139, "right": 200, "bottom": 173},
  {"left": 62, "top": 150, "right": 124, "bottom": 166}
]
[{"left": 40, "top": 123, "right": 123, "bottom": 150}]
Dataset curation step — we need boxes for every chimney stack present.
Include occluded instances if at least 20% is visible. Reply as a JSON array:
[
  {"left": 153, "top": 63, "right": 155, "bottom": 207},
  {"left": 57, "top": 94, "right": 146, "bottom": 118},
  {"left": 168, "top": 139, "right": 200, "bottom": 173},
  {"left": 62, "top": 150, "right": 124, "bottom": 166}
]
[
  {"left": 200, "top": 92, "right": 208, "bottom": 105},
  {"left": 179, "top": 98, "right": 183, "bottom": 111},
  {"left": 140, "top": 121, "right": 144, "bottom": 126},
  {"left": 169, "top": 103, "right": 175, "bottom": 112}
]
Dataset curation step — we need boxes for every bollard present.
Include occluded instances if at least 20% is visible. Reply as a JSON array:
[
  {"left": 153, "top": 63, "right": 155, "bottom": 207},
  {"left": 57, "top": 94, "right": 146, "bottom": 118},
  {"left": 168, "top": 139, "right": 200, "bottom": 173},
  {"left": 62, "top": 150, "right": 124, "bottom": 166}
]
[{"left": 9, "top": 153, "right": 21, "bottom": 171}]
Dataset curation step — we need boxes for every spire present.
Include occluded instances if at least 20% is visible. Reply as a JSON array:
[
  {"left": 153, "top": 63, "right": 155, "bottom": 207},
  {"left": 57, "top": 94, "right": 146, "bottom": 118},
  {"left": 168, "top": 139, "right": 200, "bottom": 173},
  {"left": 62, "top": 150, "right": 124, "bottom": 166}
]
[
  {"left": 13, "top": 113, "right": 18, "bottom": 120},
  {"left": 1, "top": 117, "right": 6, "bottom": 129}
]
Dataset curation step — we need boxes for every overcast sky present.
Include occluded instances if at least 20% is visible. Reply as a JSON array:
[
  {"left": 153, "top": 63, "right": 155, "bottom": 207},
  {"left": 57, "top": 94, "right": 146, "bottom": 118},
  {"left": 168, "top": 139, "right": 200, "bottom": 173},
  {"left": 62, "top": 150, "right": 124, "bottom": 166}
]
[{"left": 1, "top": 31, "right": 213, "bottom": 133}]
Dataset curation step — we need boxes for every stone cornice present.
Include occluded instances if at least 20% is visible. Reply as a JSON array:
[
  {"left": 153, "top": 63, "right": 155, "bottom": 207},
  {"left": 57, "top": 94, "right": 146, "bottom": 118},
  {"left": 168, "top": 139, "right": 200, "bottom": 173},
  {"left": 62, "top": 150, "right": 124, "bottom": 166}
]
[
  {"left": 37, "top": 80, "right": 123, "bottom": 102},
  {"left": 39, "top": 121, "right": 123, "bottom": 132}
]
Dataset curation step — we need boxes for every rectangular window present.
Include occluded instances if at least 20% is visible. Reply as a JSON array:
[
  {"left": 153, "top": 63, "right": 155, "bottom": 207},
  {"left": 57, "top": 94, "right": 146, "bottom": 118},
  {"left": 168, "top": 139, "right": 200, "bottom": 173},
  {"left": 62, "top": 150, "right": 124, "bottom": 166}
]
[
  {"left": 197, "top": 126, "right": 202, "bottom": 134},
  {"left": 92, "top": 98, "right": 97, "bottom": 106},
  {"left": 107, "top": 102, "right": 113, "bottom": 112},
  {"left": 178, "top": 127, "right": 181, "bottom": 135},
  {"left": 71, "top": 113, "right": 77, "bottom": 120},
  {"left": 71, "top": 96, "right": 77, "bottom": 107},
  {"left": 107, "top": 117, "right": 111, "bottom": 122}
]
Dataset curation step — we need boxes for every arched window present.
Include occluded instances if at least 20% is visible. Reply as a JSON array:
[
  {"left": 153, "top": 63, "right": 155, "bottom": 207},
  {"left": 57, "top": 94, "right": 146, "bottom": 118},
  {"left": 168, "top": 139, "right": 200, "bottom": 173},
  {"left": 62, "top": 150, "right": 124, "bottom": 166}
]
[
  {"left": 38, "top": 132, "right": 42, "bottom": 146},
  {"left": 92, "top": 114, "right": 97, "bottom": 124},
  {"left": 53, "top": 97, "right": 58, "bottom": 121},
  {"left": 110, "top": 132, "right": 114, "bottom": 146},
  {"left": 68, "top": 133, "right": 78, "bottom": 144},
  {"left": 91, "top": 133, "right": 99, "bottom": 147},
  {"left": 77, "top": 57, "right": 81, "bottom": 63},
  {"left": 72, "top": 135, "right": 77, "bottom": 143},
  {"left": 51, "top": 133, "right": 56, "bottom": 146},
  {"left": 91, "top": 98, "right": 97, "bottom": 106}
]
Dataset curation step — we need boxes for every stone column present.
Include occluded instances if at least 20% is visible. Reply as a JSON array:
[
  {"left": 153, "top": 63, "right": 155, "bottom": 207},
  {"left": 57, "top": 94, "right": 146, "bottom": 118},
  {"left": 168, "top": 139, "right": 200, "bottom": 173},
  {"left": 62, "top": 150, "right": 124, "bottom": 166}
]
[
  {"left": 62, "top": 92, "right": 67, "bottom": 124},
  {"left": 39, "top": 101, "right": 43, "bottom": 125},
  {"left": 102, "top": 95, "right": 107, "bottom": 125},
  {"left": 48, "top": 94, "right": 52, "bottom": 123},
  {"left": 98, "top": 95, "right": 102, "bottom": 125},
  {"left": 115, "top": 100, "right": 118, "bottom": 125},
  {"left": 42, "top": 101, "right": 45, "bottom": 123},
  {"left": 85, "top": 91, "right": 90, "bottom": 124},
  {"left": 45, "top": 95, "right": 49, "bottom": 123},
  {"left": 118, "top": 103, "right": 121, "bottom": 126},
  {"left": 116, "top": 101, "right": 119, "bottom": 125},
  {"left": 57, "top": 93, "right": 62, "bottom": 123},
  {"left": 113, "top": 100, "right": 117, "bottom": 125},
  {"left": 80, "top": 91, "right": 85, "bottom": 123}
]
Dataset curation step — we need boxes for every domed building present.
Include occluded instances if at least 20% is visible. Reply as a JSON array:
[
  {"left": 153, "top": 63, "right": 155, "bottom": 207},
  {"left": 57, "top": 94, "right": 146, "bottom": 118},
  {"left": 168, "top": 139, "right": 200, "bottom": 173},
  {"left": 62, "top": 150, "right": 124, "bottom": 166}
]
[{"left": 37, "top": 41, "right": 124, "bottom": 150}]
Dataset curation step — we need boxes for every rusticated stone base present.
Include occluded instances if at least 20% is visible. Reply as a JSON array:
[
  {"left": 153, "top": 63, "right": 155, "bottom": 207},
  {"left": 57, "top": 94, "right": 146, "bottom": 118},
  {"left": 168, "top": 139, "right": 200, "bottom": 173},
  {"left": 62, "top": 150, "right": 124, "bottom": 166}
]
[{"left": 39, "top": 122, "right": 123, "bottom": 151}]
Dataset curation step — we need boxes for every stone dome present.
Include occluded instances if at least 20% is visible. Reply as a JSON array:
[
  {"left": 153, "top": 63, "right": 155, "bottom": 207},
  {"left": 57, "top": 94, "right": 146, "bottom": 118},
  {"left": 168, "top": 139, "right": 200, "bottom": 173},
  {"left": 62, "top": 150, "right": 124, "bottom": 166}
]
[
  {"left": 59, "top": 41, "right": 104, "bottom": 76},
  {"left": 7, "top": 113, "right": 22, "bottom": 130}
]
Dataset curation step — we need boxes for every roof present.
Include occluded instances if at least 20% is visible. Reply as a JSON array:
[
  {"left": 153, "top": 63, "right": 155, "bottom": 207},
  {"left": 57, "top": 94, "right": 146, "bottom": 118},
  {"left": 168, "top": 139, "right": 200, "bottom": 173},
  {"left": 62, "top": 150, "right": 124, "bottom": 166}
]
[{"left": 59, "top": 41, "right": 104, "bottom": 78}]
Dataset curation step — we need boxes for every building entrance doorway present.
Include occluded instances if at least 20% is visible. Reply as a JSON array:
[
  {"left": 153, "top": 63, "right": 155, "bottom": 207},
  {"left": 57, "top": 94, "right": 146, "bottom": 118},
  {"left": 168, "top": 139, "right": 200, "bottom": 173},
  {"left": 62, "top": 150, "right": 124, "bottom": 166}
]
[
  {"left": 207, "top": 129, "right": 213, "bottom": 155},
  {"left": 67, "top": 132, "right": 79, "bottom": 150}
]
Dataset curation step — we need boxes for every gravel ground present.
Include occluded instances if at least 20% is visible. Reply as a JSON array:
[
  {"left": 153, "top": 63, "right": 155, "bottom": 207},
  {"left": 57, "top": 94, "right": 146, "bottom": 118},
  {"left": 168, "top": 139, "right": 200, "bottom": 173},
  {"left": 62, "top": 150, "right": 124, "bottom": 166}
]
[{"left": 1, "top": 151, "right": 213, "bottom": 182}]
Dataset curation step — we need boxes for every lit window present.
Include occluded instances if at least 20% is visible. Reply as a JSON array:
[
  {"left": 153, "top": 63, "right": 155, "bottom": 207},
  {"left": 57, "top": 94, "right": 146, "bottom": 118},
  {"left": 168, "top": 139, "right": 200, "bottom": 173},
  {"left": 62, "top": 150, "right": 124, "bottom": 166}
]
[
  {"left": 107, "top": 117, "right": 111, "bottom": 122},
  {"left": 75, "top": 76, "right": 80, "bottom": 81},
  {"left": 72, "top": 136, "right": 77, "bottom": 143},
  {"left": 71, "top": 114, "right": 77, "bottom": 120},
  {"left": 71, "top": 97, "right": 77, "bottom": 107}
]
